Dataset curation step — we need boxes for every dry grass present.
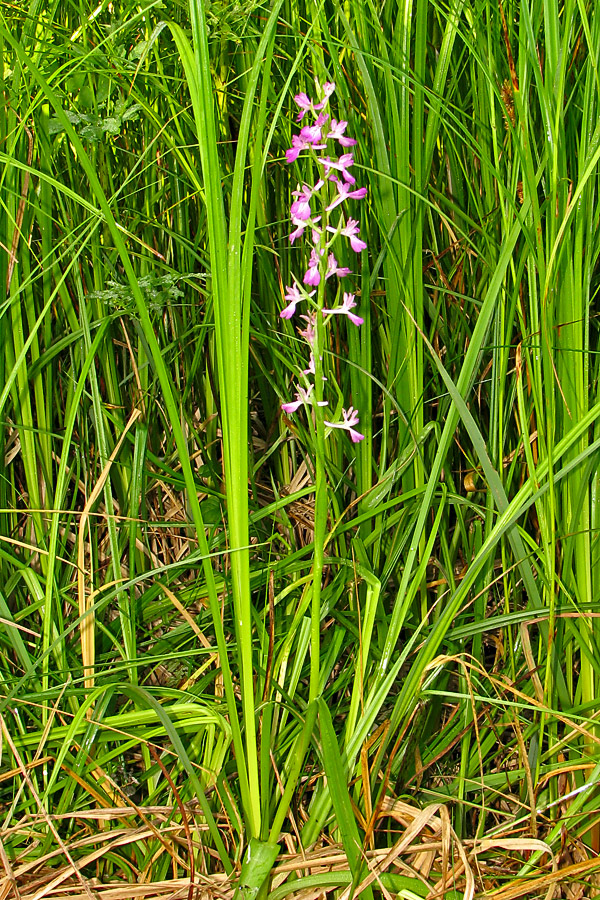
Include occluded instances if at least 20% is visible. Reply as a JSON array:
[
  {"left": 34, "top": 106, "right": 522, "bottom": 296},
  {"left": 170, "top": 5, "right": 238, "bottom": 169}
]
[{"left": 3, "top": 794, "right": 600, "bottom": 900}]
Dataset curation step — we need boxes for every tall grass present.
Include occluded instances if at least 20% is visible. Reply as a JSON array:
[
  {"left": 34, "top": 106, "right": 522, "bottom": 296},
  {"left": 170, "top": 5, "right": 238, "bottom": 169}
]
[{"left": 2, "top": 0, "right": 600, "bottom": 896}]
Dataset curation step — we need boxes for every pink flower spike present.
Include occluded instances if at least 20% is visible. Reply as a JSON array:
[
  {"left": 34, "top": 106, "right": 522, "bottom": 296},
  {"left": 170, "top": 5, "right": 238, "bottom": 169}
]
[
  {"left": 340, "top": 218, "right": 367, "bottom": 252},
  {"left": 321, "top": 81, "right": 336, "bottom": 99},
  {"left": 327, "top": 119, "right": 357, "bottom": 147},
  {"left": 324, "top": 407, "right": 365, "bottom": 442},
  {"left": 322, "top": 292, "right": 364, "bottom": 326}
]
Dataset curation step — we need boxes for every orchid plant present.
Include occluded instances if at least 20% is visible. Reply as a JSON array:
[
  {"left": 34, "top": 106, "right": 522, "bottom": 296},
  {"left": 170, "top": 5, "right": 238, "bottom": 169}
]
[
  {"left": 281, "top": 79, "right": 366, "bottom": 442},
  {"left": 279, "top": 80, "right": 366, "bottom": 703}
]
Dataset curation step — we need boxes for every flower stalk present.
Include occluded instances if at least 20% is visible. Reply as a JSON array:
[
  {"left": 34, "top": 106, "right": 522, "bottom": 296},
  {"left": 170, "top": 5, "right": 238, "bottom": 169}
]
[
  {"left": 310, "top": 231, "right": 328, "bottom": 701},
  {"left": 280, "top": 80, "right": 367, "bottom": 703}
]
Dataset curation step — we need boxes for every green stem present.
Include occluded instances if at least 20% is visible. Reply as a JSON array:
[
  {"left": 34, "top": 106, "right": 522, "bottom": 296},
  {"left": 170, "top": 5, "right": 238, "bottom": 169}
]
[{"left": 309, "top": 239, "right": 329, "bottom": 704}]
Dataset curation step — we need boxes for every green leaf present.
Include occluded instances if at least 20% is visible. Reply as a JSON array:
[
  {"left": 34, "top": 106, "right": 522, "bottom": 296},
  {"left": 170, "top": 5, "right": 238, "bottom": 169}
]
[
  {"left": 317, "top": 698, "right": 363, "bottom": 879},
  {"left": 234, "top": 838, "right": 280, "bottom": 900}
]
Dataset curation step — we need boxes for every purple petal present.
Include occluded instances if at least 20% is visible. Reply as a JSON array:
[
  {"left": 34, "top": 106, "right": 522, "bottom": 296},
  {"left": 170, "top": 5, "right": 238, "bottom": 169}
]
[
  {"left": 282, "top": 399, "right": 302, "bottom": 413},
  {"left": 290, "top": 198, "right": 311, "bottom": 220},
  {"left": 347, "top": 312, "right": 364, "bottom": 326},
  {"left": 289, "top": 221, "right": 306, "bottom": 243},
  {"left": 349, "top": 235, "right": 367, "bottom": 252},
  {"left": 349, "top": 428, "right": 365, "bottom": 442},
  {"left": 280, "top": 303, "right": 297, "bottom": 319},
  {"left": 300, "top": 124, "right": 323, "bottom": 143},
  {"left": 294, "top": 92, "right": 312, "bottom": 107}
]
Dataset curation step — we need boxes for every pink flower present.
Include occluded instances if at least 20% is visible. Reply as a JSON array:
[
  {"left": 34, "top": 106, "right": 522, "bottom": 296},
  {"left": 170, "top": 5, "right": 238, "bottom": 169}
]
[
  {"left": 280, "top": 283, "right": 315, "bottom": 319},
  {"left": 294, "top": 92, "right": 316, "bottom": 122},
  {"left": 326, "top": 178, "right": 368, "bottom": 212},
  {"left": 300, "top": 112, "right": 329, "bottom": 146},
  {"left": 293, "top": 85, "right": 333, "bottom": 122},
  {"left": 340, "top": 218, "right": 367, "bottom": 252},
  {"left": 289, "top": 217, "right": 307, "bottom": 243},
  {"left": 325, "top": 252, "right": 352, "bottom": 279},
  {"left": 285, "top": 134, "right": 311, "bottom": 163},
  {"left": 290, "top": 181, "right": 324, "bottom": 227},
  {"left": 324, "top": 407, "right": 365, "bottom": 442},
  {"left": 282, "top": 397, "right": 304, "bottom": 414},
  {"left": 298, "top": 313, "right": 317, "bottom": 346},
  {"left": 302, "top": 353, "right": 327, "bottom": 378},
  {"left": 290, "top": 184, "right": 313, "bottom": 221},
  {"left": 290, "top": 215, "right": 322, "bottom": 244},
  {"left": 304, "top": 248, "right": 323, "bottom": 286},
  {"left": 318, "top": 153, "right": 356, "bottom": 184},
  {"left": 282, "top": 383, "right": 328, "bottom": 414},
  {"left": 327, "top": 120, "right": 357, "bottom": 148},
  {"left": 289, "top": 181, "right": 322, "bottom": 242},
  {"left": 282, "top": 384, "right": 310, "bottom": 413},
  {"left": 322, "top": 292, "right": 364, "bottom": 326}
]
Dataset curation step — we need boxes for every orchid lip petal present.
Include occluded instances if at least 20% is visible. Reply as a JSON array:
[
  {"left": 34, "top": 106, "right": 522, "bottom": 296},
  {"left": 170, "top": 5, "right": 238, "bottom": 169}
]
[
  {"left": 282, "top": 399, "right": 302, "bottom": 413},
  {"left": 349, "top": 236, "right": 367, "bottom": 252},
  {"left": 280, "top": 303, "right": 296, "bottom": 319}
]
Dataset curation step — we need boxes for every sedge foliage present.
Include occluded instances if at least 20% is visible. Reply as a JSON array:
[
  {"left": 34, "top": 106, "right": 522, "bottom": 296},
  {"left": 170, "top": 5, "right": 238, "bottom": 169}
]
[{"left": 1, "top": 0, "right": 600, "bottom": 895}]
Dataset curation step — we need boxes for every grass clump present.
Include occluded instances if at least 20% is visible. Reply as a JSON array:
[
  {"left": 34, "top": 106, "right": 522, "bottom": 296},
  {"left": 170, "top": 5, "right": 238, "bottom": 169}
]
[{"left": 2, "top": 0, "right": 600, "bottom": 897}]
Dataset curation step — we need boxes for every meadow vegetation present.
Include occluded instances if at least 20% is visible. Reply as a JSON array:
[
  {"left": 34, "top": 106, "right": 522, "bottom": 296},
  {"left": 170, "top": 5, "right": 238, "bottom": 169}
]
[{"left": 2, "top": 0, "right": 600, "bottom": 897}]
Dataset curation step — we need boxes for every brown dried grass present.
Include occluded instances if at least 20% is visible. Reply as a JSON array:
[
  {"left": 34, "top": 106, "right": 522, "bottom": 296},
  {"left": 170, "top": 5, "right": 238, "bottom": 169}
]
[{"left": 3, "top": 794, "right": 600, "bottom": 900}]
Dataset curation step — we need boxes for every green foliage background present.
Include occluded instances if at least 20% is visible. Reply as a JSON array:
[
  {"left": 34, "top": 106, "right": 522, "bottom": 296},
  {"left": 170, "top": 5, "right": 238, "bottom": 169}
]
[{"left": 2, "top": 0, "right": 600, "bottom": 893}]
